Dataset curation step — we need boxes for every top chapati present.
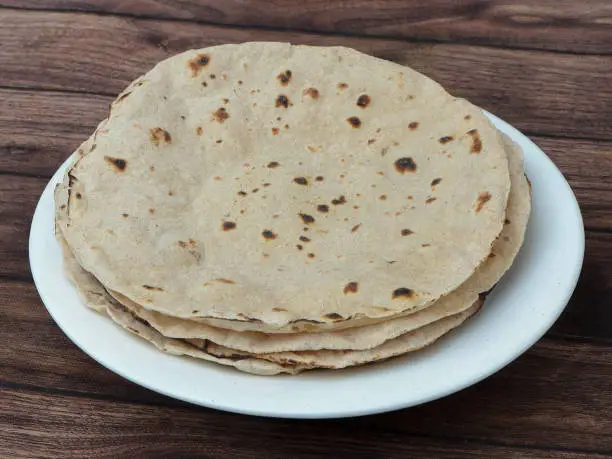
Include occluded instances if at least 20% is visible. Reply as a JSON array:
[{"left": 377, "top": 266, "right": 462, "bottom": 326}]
[{"left": 57, "top": 42, "right": 510, "bottom": 327}]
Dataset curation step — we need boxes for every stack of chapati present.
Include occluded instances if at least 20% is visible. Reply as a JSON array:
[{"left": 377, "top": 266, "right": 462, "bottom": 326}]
[{"left": 54, "top": 43, "right": 530, "bottom": 375}]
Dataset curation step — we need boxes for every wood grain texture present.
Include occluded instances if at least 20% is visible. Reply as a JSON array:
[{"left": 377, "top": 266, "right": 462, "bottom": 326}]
[
  {"left": 3, "top": 389, "right": 611, "bottom": 459},
  {"left": 1, "top": 10, "right": 612, "bottom": 140},
  {"left": 2, "top": 1, "right": 612, "bottom": 55}
]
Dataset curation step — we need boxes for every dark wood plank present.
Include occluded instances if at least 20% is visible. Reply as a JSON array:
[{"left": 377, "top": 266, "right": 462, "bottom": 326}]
[
  {"left": 2, "top": 1, "right": 612, "bottom": 55},
  {"left": 2, "top": 263, "right": 612, "bottom": 453},
  {"left": 1, "top": 10, "right": 612, "bottom": 139},
  {"left": 1, "top": 387, "right": 611, "bottom": 458},
  {"left": 0, "top": 176, "right": 47, "bottom": 280}
]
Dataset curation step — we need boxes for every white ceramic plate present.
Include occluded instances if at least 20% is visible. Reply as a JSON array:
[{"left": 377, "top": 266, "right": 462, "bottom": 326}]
[{"left": 30, "top": 112, "right": 584, "bottom": 419}]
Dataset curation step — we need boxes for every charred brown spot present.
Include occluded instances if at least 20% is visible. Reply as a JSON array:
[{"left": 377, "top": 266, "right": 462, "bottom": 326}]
[
  {"left": 325, "top": 312, "right": 343, "bottom": 320},
  {"left": 317, "top": 204, "right": 329, "bottom": 213},
  {"left": 149, "top": 165, "right": 156, "bottom": 172},
  {"left": 303, "top": 88, "right": 319, "bottom": 99},
  {"left": 296, "top": 244, "right": 304, "bottom": 250},
  {"left": 196, "top": 126, "right": 203, "bottom": 136},
  {"left": 505, "top": 218, "right": 511, "bottom": 225},
  {"left": 347, "top": 116, "right": 361, "bottom": 128},
  {"left": 148, "top": 208, "right": 155, "bottom": 215},
  {"left": 439, "top": 136, "right": 455, "bottom": 144},
  {"left": 467, "top": 129, "right": 482, "bottom": 154},
  {"left": 401, "top": 229, "right": 413, "bottom": 236},
  {"left": 394, "top": 157, "right": 417, "bottom": 173},
  {"left": 142, "top": 285, "right": 163, "bottom": 291},
  {"left": 475, "top": 191, "right": 492, "bottom": 213},
  {"left": 294, "top": 177, "right": 308, "bottom": 186},
  {"left": 222, "top": 221, "right": 237, "bottom": 231},
  {"left": 75, "top": 192, "right": 82, "bottom": 199},
  {"left": 351, "top": 224, "right": 361, "bottom": 233},
  {"left": 236, "top": 313, "right": 262, "bottom": 323},
  {"left": 379, "top": 194, "right": 387, "bottom": 201},
  {"left": 210, "top": 74, "right": 216, "bottom": 79},
  {"left": 331, "top": 195, "right": 346, "bottom": 206},
  {"left": 150, "top": 127, "right": 172, "bottom": 146},
  {"left": 222, "top": 98, "right": 229, "bottom": 104},
  {"left": 267, "top": 161, "right": 280, "bottom": 168},
  {"left": 187, "top": 53, "right": 210, "bottom": 76},
  {"left": 121, "top": 213, "right": 128, "bottom": 218},
  {"left": 252, "top": 188, "right": 260, "bottom": 193},
  {"left": 307, "top": 253, "right": 315, "bottom": 258},
  {"left": 202, "top": 82, "right": 208, "bottom": 87},
  {"left": 277, "top": 70, "right": 292, "bottom": 85},
  {"left": 337, "top": 82, "right": 348, "bottom": 89},
  {"left": 421, "top": 243, "right": 431, "bottom": 247},
  {"left": 408, "top": 122, "right": 419, "bottom": 130},
  {"left": 271, "top": 127, "right": 279, "bottom": 135},
  {"left": 356, "top": 94, "right": 371, "bottom": 108},
  {"left": 425, "top": 197, "right": 437, "bottom": 204},
  {"left": 299, "top": 236, "right": 311, "bottom": 242},
  {"left": 262, "top": 230, "right": 277, "bottom": 240},
  {"left": 273, "top": 307, "right": 288, "bottom": 312},
  {"left": 315, "top": 176, "right": 324, "bottom": 182},
  {"left": 213, "top": 107, "right": 229, "bottom": 123},
  {"left": 343, "top": 282, "right": 359, "bottom": 294},
  {"left": 431, "top": 177, "right": 442, "bottom": 187},
  {"left": 299, "top": 213, "right": 315, "bottom": 224},
  {"left": 104, "top": 156, "right": 127, "bottom": 171},
  {"left": 237, "top": 191, "right": 247, "bottom": 197},
  {"left": 275, "top": 95, "right": 290, "bottom": 108},
  {"left": 368, "top": 139, "right": 377, "bottom": 145},
  {"left": 464, "top": 115, "right": 472, "bottom": 120},
  {"left": 392, "top": 288, "right": 414, "bottom": 299}
]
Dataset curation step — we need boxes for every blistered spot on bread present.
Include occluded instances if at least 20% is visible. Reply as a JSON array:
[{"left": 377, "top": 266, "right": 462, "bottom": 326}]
[
  {"left": 439, "top": 136, "right": 454, "bottom": 144},
  {"left": 401, "top": 229, "right": 413, "bottom": 236},
  {"left": 408, "top": 122, "right": 419, "bottom": 130},
  {"left": 317, "top": 204, "right": 329, "bottom": 213},
  {"left": 467, "top": 129, "right": 482, "bottom": 154},
  {"left": 222, "top": 221, "right": 237, "bottom": 231},
  {"left": 331, "top": 196, "right": 346, "bottom": 205},
  {"left": 299, "top": 213, "right": 315, "bottom": 224},
  {"left": 104, "top": 156, "right": 127, "bottom": 171},
  {"left": 303, "top": 88, "right": 319, "bottom": 99},
  {"left": 262, "top": 230, "right": 277, "bottom": 240},
  {"left": 213, "top": 107, "right": 229, "bottom": 123},
  {"left": 294, "top": 177, "right": 308, "bottom": 185},
  {"left": 394, "top": 157, "right": 417, "bottom": 173},
  {"left": 356, "top": 94, "right": 371, "bottom": 108},
  {"left": 343, "top": 282, "right": 359, "bottom": 294},
  {"left": 275, "top": 95, "right": 290, "bottom": 108},
  {"left": 142, "top": 285, "right": 164, "bottom": 291},
  {"left": 347, "top": 116, "right": 361, "bottom": 128},
  {"left": 277, "top": 70, "right": 292, "bottom": 85},
  {"left": 150, "top": 128, "right": 171, "bottom": 146},
  {"left": 475, "top": 191, "right": 492, "bottom": 213},
  {"left": 392, "top": 288, "right": 414, "bottom": 299},
  {"left": 267, "top": 161, "right": 280, "bottom": 168},
  {"left": 188, "top": 54, "right": 210, "bottom": 76},
  {"left": 351, "top": 224, "right": 361, "bottom": 233}
]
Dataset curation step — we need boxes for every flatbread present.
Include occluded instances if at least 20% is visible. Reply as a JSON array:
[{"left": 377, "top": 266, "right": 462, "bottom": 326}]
[
  {"left": 56, "top": 43, "right": 510, "bottom": 331},
  {"left": 59, "top": 234, "right": 480, "bottom": 374}
]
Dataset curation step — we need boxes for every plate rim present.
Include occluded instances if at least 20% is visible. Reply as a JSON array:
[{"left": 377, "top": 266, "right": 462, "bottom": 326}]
[{"left": 29, "top": 111, "right": 585, "bottom": 419}]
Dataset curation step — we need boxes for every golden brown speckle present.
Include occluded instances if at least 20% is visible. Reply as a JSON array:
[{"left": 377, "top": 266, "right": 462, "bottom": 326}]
[
  {"left": 267, "top": 161, "right": 280, "bottom": 168},
  {"left": 331, "top": 196, "right": 347, "bottom": 206},
  {"left": 439, "top": 136, "right": 454, "bottom": 144},
  {"left": 150, "top": 128, "right": 172, "bottom": 146},
  {"left": 392, "top": 288, "right": 414, "bottom": 299},
  {"left": 104, "top": 156, "right": 127, "bottom": 171},
  {"left": 425, "top": 197, "right": 437, "bottom": 204},
  {"left": 222, "top": 221, "right": 237, "bottom": 231},
  {"left": 475, "top": 191, "right": 492, "bottom": 213},
  {"left": 467, "top": 129, "right": 482, "bottom": 154},
  {"left": 262, "top": 230, "right": 277, "bottom": 240},
  {"left": 299, "top": 213, "right": 315, "bottom": 224},
  {"left": 394, "top": 157, "right": 417, "bottom": 173},
  {"left": 401, "top": 229, "right": 413, "bottom": 236},
  {"left": 275, "top": 95, "right": 290, "bottom": 108},
  {"left": 213, "top": 107, "right": 230, "bottom": 123},
  {"left": 303, "top": 88, "right": 319, "bottom": 99},
  {"left": 351, "top": 224, "right": 361, "bottom": 233},
  {"left": 347, "top": 116, "right": 361, "bottom": 128},
  {"left": 294, "top": 177, "right": 308, "bottom": 186},
  {"left": 343, "top": 282, "right": 359, "bottom": 294},
  {"left": 187, "top": 53, "right": 210, "bottom": 77},
  {"left": 277, "top": 70, "right": 292, "bottom": 86},
  {"left": 271, "top": 127, "right": 279, "bottom": 135},
  {"left": 356, "top": 94, "right": 371, "bottom": 108},
  {"left": 408, "top": 122, "right": 419, "bottom": 130}
]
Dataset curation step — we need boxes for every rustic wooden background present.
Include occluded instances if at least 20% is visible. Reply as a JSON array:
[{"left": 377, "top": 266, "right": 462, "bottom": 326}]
[{"left": 1, "top": 1, "right": 611, "bottom": 457}]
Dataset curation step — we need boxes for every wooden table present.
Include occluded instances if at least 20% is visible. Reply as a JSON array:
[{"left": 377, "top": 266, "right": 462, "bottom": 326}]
[{"left": 1, "top": 2, "right": 611, "bottom": 457}]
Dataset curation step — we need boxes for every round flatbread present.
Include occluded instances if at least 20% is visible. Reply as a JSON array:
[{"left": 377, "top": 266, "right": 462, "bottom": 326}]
[{"left": 56, "top": 43, "right": 510, "bottom": 329}]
